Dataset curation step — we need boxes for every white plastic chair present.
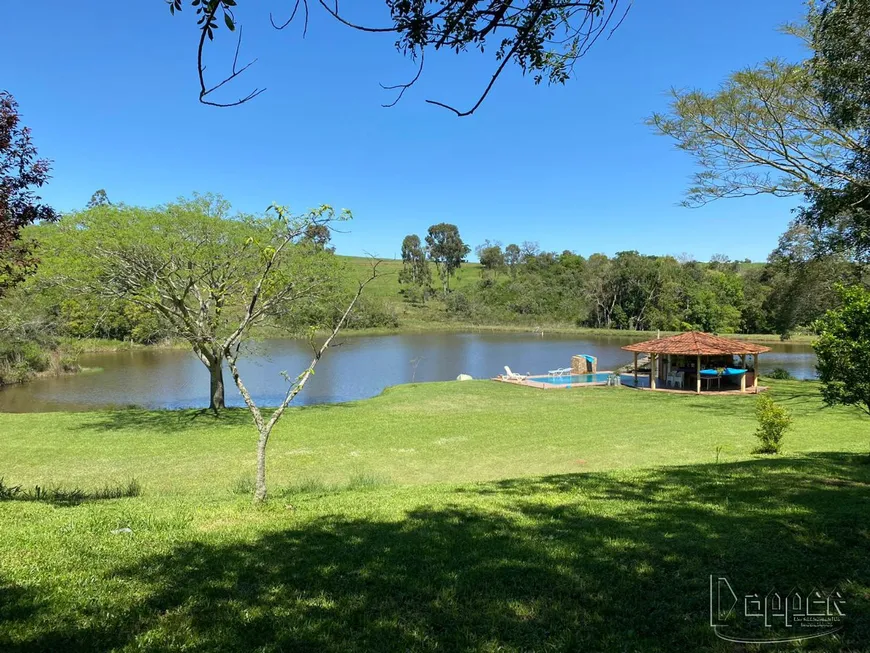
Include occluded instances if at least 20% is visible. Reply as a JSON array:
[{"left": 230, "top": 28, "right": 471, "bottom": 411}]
[{"left": 504, "top": 366, "right": 527, "bottom": 381}]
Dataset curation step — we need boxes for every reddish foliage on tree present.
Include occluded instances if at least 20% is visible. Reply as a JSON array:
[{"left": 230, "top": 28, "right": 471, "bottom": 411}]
[{"left": 0, "top": 91, "right": 58, "bottom": 293}]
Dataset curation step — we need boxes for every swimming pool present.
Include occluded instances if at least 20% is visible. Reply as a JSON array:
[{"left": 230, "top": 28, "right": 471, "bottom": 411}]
[{"left": 528, "top": 373, "right": 613, "bottom": 385}]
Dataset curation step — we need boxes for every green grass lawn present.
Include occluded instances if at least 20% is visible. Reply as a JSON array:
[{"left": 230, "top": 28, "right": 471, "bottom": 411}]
[{"left": 2, "top": 381, "right": 869, "bottom": 651}]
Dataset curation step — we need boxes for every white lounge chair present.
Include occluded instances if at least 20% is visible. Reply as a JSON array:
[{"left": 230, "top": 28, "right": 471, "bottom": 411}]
[
  {"left": 548, "top": 367, "right": 569, "bottom": 377},
  {"left": 504, "top": 366, "right": 527, "bottom": 381}
]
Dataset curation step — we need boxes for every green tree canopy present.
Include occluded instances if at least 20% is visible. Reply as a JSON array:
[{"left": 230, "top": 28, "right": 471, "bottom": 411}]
[
  {"left": 504, "top": 244, "right": 522, "bottom": 277},
  {"left": 476, "top": 240, "right": 506, "bottom": 274},
  {"left": 649, "top": 3, "right": 870, "bottom": 266},
  {"left": 814, "top": 284, "right": 870, "bottom": 414},
  {"left": 425, "top": 223, "right": 470, "bottom": 293},
  {"left": 648, "top": 57, "right": 859, "bottom": 207},
  {"left": 398, "top": 234, "right": 431, "bottom": 302},
  {"left": 34, "top": 195, "right": 343, "bottom": 411},
  {"left": 802, "top": 0, "right": 870, "bottom": 261},
  {"left": 301, "top": 223, "right": 334, "bottom": 252},
  {"left": 0, "top": 91, "right": 58, "bottom": 296}
]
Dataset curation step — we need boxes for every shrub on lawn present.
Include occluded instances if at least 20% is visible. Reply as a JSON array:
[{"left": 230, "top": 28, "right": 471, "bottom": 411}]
[
  {"left": 766, "top": 368, "right": 794, "bottom": 381},
  {"left": 754, "top": 394, "right": 792, "bottom": 454}
]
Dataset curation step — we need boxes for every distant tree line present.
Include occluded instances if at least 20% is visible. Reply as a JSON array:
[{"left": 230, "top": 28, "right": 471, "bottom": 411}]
[{"left": 398, "top": 221, "right": 861, "bottom": 338}]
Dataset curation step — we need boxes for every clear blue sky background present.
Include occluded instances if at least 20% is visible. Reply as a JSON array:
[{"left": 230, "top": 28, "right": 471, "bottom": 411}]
[{"left": 3, "top": 1, "right": 808, "bottom": 261}]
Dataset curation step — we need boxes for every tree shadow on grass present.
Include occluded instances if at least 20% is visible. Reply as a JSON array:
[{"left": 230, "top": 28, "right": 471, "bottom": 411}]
[
  {"left": 75, "top": 402, "right": 361, "bottom": 434},
  {"left": 769, "top": 386, "right": 833, "bottom": 412},
  {"left": 72, "top": 407, "right": 255, "bottom": 434},
  {"left": 3, "top": 454, "right": 869, "bottom": 652},
  {"left": 678, "top": 391, "right": 836, "bottom": 420}
]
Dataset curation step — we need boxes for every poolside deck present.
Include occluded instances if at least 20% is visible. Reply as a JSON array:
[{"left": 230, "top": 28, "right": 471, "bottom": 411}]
[
  {"left": 494, "top": 373, "right": 768, "bottom": 394},
  {"left": 493, "top": 372, "right": 617, "bottom": 390}
]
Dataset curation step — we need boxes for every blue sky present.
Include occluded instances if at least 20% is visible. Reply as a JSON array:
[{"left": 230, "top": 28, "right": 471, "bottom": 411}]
[{"left": 3, "top": 1, "right": 807, "bottom": 261}]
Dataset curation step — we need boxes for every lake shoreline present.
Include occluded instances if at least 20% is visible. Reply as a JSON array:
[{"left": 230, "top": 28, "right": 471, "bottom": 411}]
[
  {"left": 65, "top": 325, "right": 816, "bottom": 351},
  {"left": 3, "top": 331, "right": 818, "bottom": 413}
]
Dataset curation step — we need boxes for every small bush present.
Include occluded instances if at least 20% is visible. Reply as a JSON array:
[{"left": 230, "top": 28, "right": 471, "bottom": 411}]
[
  {"left": 445, "top": 291, "right": 472, "bottom": 317},
  {"left": 0, "top": 341, "right": 53, "bottom": 385},
  {"left": 344, "top": 296, "right": 400, "bottom": 329},
  {"left": 767, "top": 368, "right": 794, "bottom": 381},
  {"left": 754, "top": 394, "right": 792, "bottom": 454}
]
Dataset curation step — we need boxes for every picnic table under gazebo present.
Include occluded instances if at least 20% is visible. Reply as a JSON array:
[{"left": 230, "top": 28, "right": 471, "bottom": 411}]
[{"left": 621, "top": 331, "right": 771, "bottom": 394}]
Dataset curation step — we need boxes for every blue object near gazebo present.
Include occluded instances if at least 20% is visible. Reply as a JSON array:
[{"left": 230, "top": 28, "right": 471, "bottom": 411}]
[{"left": 699, "top": 368, "right": 747, "bottom": 378}]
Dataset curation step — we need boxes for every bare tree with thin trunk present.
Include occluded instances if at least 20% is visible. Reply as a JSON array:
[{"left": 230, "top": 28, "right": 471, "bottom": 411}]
[{"left": 223, "top": 259, "right": 379, "bottom": 501}]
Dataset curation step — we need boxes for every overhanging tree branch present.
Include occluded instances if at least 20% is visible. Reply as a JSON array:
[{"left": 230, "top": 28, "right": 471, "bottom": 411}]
[
  {"left": 648, "top": 59, "right": 862, "bottom": 207},
  {"left": 169, "top": 0, "right": 628, "bottom": 113}
]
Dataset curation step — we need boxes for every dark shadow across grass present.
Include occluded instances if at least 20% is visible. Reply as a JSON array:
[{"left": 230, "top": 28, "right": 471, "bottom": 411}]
[
  {"left": 2, "top": 454, "right": 868, "bottom": 652},
  {"left": 72, "top": 407, "right": 255, "bottom": 433},
  {"left": 75, "top": 402, "right": 361, "bottom": 434}
]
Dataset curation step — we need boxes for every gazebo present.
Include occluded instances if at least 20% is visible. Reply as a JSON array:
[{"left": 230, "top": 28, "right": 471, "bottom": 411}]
[{"left": 621, "top": 332, "right": 771, "bottom": 394}]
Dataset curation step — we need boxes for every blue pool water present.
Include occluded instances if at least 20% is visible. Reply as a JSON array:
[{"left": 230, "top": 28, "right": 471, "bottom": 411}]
[{"left": 529, "top": 373, "right": 613, "bottom": 385}]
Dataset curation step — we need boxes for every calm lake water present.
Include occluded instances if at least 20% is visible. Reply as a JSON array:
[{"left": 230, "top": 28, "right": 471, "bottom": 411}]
[{"left": 0, "top": 332, "right": 818, "bottom": 412}]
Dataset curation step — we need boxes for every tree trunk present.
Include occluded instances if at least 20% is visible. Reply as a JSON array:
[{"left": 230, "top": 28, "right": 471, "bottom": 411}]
[
  {"left": 254, "top": 429, "right": 269, "bottom": 501},
  {"left": 208, "top": 359, "right": 226, "bottom": 412}
]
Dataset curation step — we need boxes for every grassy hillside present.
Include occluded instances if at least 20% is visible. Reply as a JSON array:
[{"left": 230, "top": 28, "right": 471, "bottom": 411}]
[
  {"left": 338, "top": 255, "right": 493, "bottom": 332},
  {"left": 1, "top": 381, "right": 868, "bottom": 650},
  {"left": 336, "top": 256, "right": 813, "bottom": 341},
  {"left": 340, "top": 255, "right": 482, "bottom": 299}
]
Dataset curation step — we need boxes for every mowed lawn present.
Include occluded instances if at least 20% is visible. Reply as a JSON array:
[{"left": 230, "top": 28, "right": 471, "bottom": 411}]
[
  {"left": 2, "top": 381, "right": 870, "bottom": 651},
  {"left": 3, "top": 381, "right": 867, "bottom": 494}
]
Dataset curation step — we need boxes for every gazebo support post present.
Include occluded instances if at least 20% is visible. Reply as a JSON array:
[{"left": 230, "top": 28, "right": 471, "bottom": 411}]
[
  {"left": 633, "top": 352, "right": 638, "bottom": 387},
  {"left": 753, "top": 353, "right": 760, "bottom": 392},
  {"left": 650, "top": 353, "right": 657, "bottom": 390},
  {"left": 696, "top": 355, "right": 701, "bottom": 394},
  {"left": 739, "top": 354, "right": 747, "bottom": 392}
]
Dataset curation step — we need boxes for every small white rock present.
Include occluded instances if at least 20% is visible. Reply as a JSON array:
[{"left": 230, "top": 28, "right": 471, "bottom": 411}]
[{"left": 111, "top": 527, "right": 133, "bottom": 535}]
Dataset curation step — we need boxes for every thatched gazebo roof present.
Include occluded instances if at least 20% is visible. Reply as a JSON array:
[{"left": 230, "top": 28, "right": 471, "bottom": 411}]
[{"left": 621, "top": 331, "right": 771, "bottom": 356}]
